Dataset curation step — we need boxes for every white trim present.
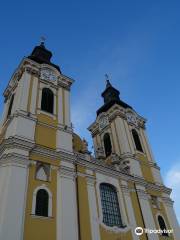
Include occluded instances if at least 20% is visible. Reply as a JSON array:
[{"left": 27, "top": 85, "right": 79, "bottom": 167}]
[{"left": 31, "top": 185, "right": 52, "bottom": 217}]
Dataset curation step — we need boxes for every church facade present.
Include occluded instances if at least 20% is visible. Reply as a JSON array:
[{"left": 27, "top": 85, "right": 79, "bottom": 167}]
[{"left": 0, "top": 43, "right": 179, "bottom": 240}]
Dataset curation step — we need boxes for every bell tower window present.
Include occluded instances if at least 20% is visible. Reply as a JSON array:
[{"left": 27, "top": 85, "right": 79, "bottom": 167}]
[
  {"left": 103, "top": 133, "right": 112, "bottom": 157},
  {"left": 158, "top": 215, "right": 168, "bottom": 236},
  {"left": 7, "top": 94, "right": 14, "bottom": 117},
  {"left": 132, "top": 129, "right": 143, "bottom": 152},
  {"left": 41, "top": 88, "right": 54, "bottom": 114}
]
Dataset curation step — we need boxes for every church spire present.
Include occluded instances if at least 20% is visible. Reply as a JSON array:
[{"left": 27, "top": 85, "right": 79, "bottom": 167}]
[
  {"left": 28, "top": 40, "right": 61, "bottom": 72},
  {"left": 97, "top": 77, "right": 132, "bottom": 116},
  {"left": 101, "top": 79, "right": 120, "bottom": 104}
]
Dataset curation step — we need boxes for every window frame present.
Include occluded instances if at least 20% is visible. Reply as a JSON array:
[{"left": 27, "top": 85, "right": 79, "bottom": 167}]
[
  {"left": 31, "top": 186, "right": 52, "bottom": 218},
  {"left": 37, "top": 83, "right": 57, "bottom": 119},
  {"left": 7, "top": 94, "right": 15, "bottom": 118},
  {"left": 132, "top": 129, "right": 144, "bottom": 153},
  {"left": 103, "top": 132, "right": 112, "bottom": 157},
  {"left": 100, "top": 183, "right": 123, "bottom": 228},
  {"left": 96, "top": 178, "right": 129, "bottom": 233},
  {"left": 41, "top": 87, "right": 54, "bottom": 114},
  {"left": 157, "top": 214, "right": 169, "bottom": 236}
]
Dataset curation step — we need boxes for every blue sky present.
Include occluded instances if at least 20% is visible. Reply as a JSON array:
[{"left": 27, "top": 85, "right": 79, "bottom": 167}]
[{"left": 0, "top": 0, "right": 180, "bottom": 223}]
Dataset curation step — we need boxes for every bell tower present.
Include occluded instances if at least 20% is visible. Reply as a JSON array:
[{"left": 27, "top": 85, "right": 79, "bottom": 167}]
[
  {"left": 0, "top": 42, "right": 74, "bottom": 240},
  {"left": 88, "top": 80, "right": 163, "bottom": 183}
]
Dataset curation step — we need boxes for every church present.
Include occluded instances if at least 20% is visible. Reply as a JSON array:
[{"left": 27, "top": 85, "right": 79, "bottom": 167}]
[{"left": 0, "top": 42, "right": 179, "bottom": 240}]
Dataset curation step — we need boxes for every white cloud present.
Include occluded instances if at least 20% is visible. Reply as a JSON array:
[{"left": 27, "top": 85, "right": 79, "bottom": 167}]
[{"left": 165, "top": 162, "right": 180, "bottom": 225}]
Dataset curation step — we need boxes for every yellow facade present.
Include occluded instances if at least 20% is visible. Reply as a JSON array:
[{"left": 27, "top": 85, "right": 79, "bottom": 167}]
[{"left": 0, "top": 43, "right": 179, "bottom": 240}]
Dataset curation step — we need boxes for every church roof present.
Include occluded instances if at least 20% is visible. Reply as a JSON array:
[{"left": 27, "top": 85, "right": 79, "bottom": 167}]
[
  {"left": 97, "top": 80, "right": 132, "bottom": 116},
  {"left": 28, "top": 42, "right": 61, "bottom": 72}
]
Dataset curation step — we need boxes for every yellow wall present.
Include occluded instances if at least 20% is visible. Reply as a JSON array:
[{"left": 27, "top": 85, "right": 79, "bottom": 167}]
[
  {"left": 77, "top": 171, "right": 92, "bottom": 240},
  {"left": 23, "top": 154, "right": 59, "bottom": 240},
  {"left": 35, "top": 123, "right": 56, "bottom": 149},
  {"left": 129, "top": 182, "right": 148, "bottom": 240}
]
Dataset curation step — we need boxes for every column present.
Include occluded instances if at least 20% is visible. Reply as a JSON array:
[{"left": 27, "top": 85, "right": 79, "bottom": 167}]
[
  {"left": 57, "top": 88, "right": 63, "bottom": 125},
  {"left": 86, "top": 172, "right": 101, "bottom": 240},
  {"left": 64, "top": 89, "right": 71, "bottom": 127},
  {"left": 115, "top": 117, "right": 131, "bottom": 154},
  {"left": 19, "top": 71, "right": 31, "bottom": 112},
  {"left": 121, "top": 183, "right": 139, "bottom": 240},
  {"left": 30, "top": 76, "right": 38, "bottom": 115},
  {"left": 162, "top": 195, "right": 180, "bottom": 240},
  {"left": 0, "top": 154, "right": 29, "bottom": 240},
  {"left": 56, "top": 163, "right": 78, "bottom": 240},
  {"left": 136, "top": 185, "right": 159, "bottom": 240}
]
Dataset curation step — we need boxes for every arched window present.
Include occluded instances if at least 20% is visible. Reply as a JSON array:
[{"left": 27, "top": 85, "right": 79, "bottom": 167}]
[
  {"left": 103, "top": 133, "right": 112, "bottom": 157},
  {"left": 158, "top": 215, "right": 168, "bottom": 236},
  {"left": 132, "top": 129, "right": 143, "bottom": 152},
  {"left": 100, "top": 183, "right": 122, "bottom": 227},
  {"left": 35, "top": 189, "right": 49, "bottom": 217},
  {"left": 41, "top": 88, "right": 54, "bottom": 114},
  {"left": 7, "top": 94, "right": 14, "bottom": 117}
]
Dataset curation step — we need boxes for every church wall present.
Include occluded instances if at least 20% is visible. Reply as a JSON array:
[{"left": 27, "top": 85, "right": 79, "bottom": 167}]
[
  {"left": 23, "top": 154, "right": 59, "bottom": 240},
  {"left": 35, "top": 123, "right": 56, "bottom": 149},
  {"left": 128, "top": 182, "right": 147, "bottom": 240}
]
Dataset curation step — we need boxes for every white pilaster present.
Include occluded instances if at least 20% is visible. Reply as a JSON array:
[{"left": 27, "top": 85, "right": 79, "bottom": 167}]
[
  {"left": 0, "top": 156, "right": 29, "bottom": 240},
  {"left": 136, "top": 185, "right": 158, "bottom": 240},
  {"left": 56, "top": 164, "right": 78, "bottom": 240},
  {"left": 86, "top": 173, "right": 101, "bottom": 240},
  {"left": 64, "top": 89, "right": 71, "bottom": 127},
  {"left": 0, "top": 101, "right": 8, "bottom": 126},
  {"left": 58, "top": 88, "right": 63, "bottom": 125},
  {"left": 19, "top": 71, "right": 31, "bottom": 112},
  {"left": 56, "top": 129, "right": 73, "bottom": 153},
  {"left": 30, "top": 76, "right": 38, "bottom": 114},
  {"left": 115, "top": 117, "right": 131, "bottom": 154},
  {"left": 140, "top": 128, "right": 155, "bottom": 162},
  {"left": 110, "top": 122, "right": 121, "bottom": 155},
  {"left": 121, "top": 182, "right": 139, "bottom": 240},
  {"left": 162, "top": 195, "right": 180, "bottom": 240}
]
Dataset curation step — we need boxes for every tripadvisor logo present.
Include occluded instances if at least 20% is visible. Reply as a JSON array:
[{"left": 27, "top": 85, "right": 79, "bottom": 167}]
[
  {"left": 135, "top": 227, "right": 173, "bottom": 236},
  {"left": 135, "top": 227, "right": 143, "bottom": 236}
]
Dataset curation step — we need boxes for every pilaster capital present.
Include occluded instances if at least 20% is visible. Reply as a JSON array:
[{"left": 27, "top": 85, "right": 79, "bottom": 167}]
[
  {"left": 161, "top": 197, "right": 174, "bottom": 207},
  {"left": 86, "top": 175, "right": 96, "bottom": 186},
  {"left": 136, "top": 189, "right": 149, "bottom": 200},
  {"left": 58, "top": 166, "right": 76, "bottom": 180}
]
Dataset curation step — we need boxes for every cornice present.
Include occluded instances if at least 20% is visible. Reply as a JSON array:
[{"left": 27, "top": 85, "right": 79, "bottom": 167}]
[
  {"left": 75, "top": 152, "right": 171, "bottom": 195},
  {"left": 0, "top": 137, "right": 35, "bottom": 157},
  {"left": 0, "top": 153, "right": 30, "bottom": 168}
]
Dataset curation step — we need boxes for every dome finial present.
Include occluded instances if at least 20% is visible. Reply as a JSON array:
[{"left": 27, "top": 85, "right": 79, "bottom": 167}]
[
  {"left": 40, "top": 36, "right": 46, "bottom": 47},
  {"left": 104, "top": 74, "right": 112, "bottom": 88}
]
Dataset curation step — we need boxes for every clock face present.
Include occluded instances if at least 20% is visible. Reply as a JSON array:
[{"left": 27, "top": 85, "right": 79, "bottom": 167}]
[
  {"left": 127, "top": 113, "right": 137, "bottom": 126},
  {"left": 99, "top": 116, "right": 109, "bottom": 130},
  {"left": 41, "top": 69, "right": 57, "bottom": 81}
]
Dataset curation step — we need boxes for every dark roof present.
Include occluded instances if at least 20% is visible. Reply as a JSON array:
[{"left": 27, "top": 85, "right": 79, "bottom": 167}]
[
  {"left": 28, "top": 42, "right": 61, "bottom": 72},
  {"left": 97, "top": 80, "right": 132, "bottom": 116}
]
